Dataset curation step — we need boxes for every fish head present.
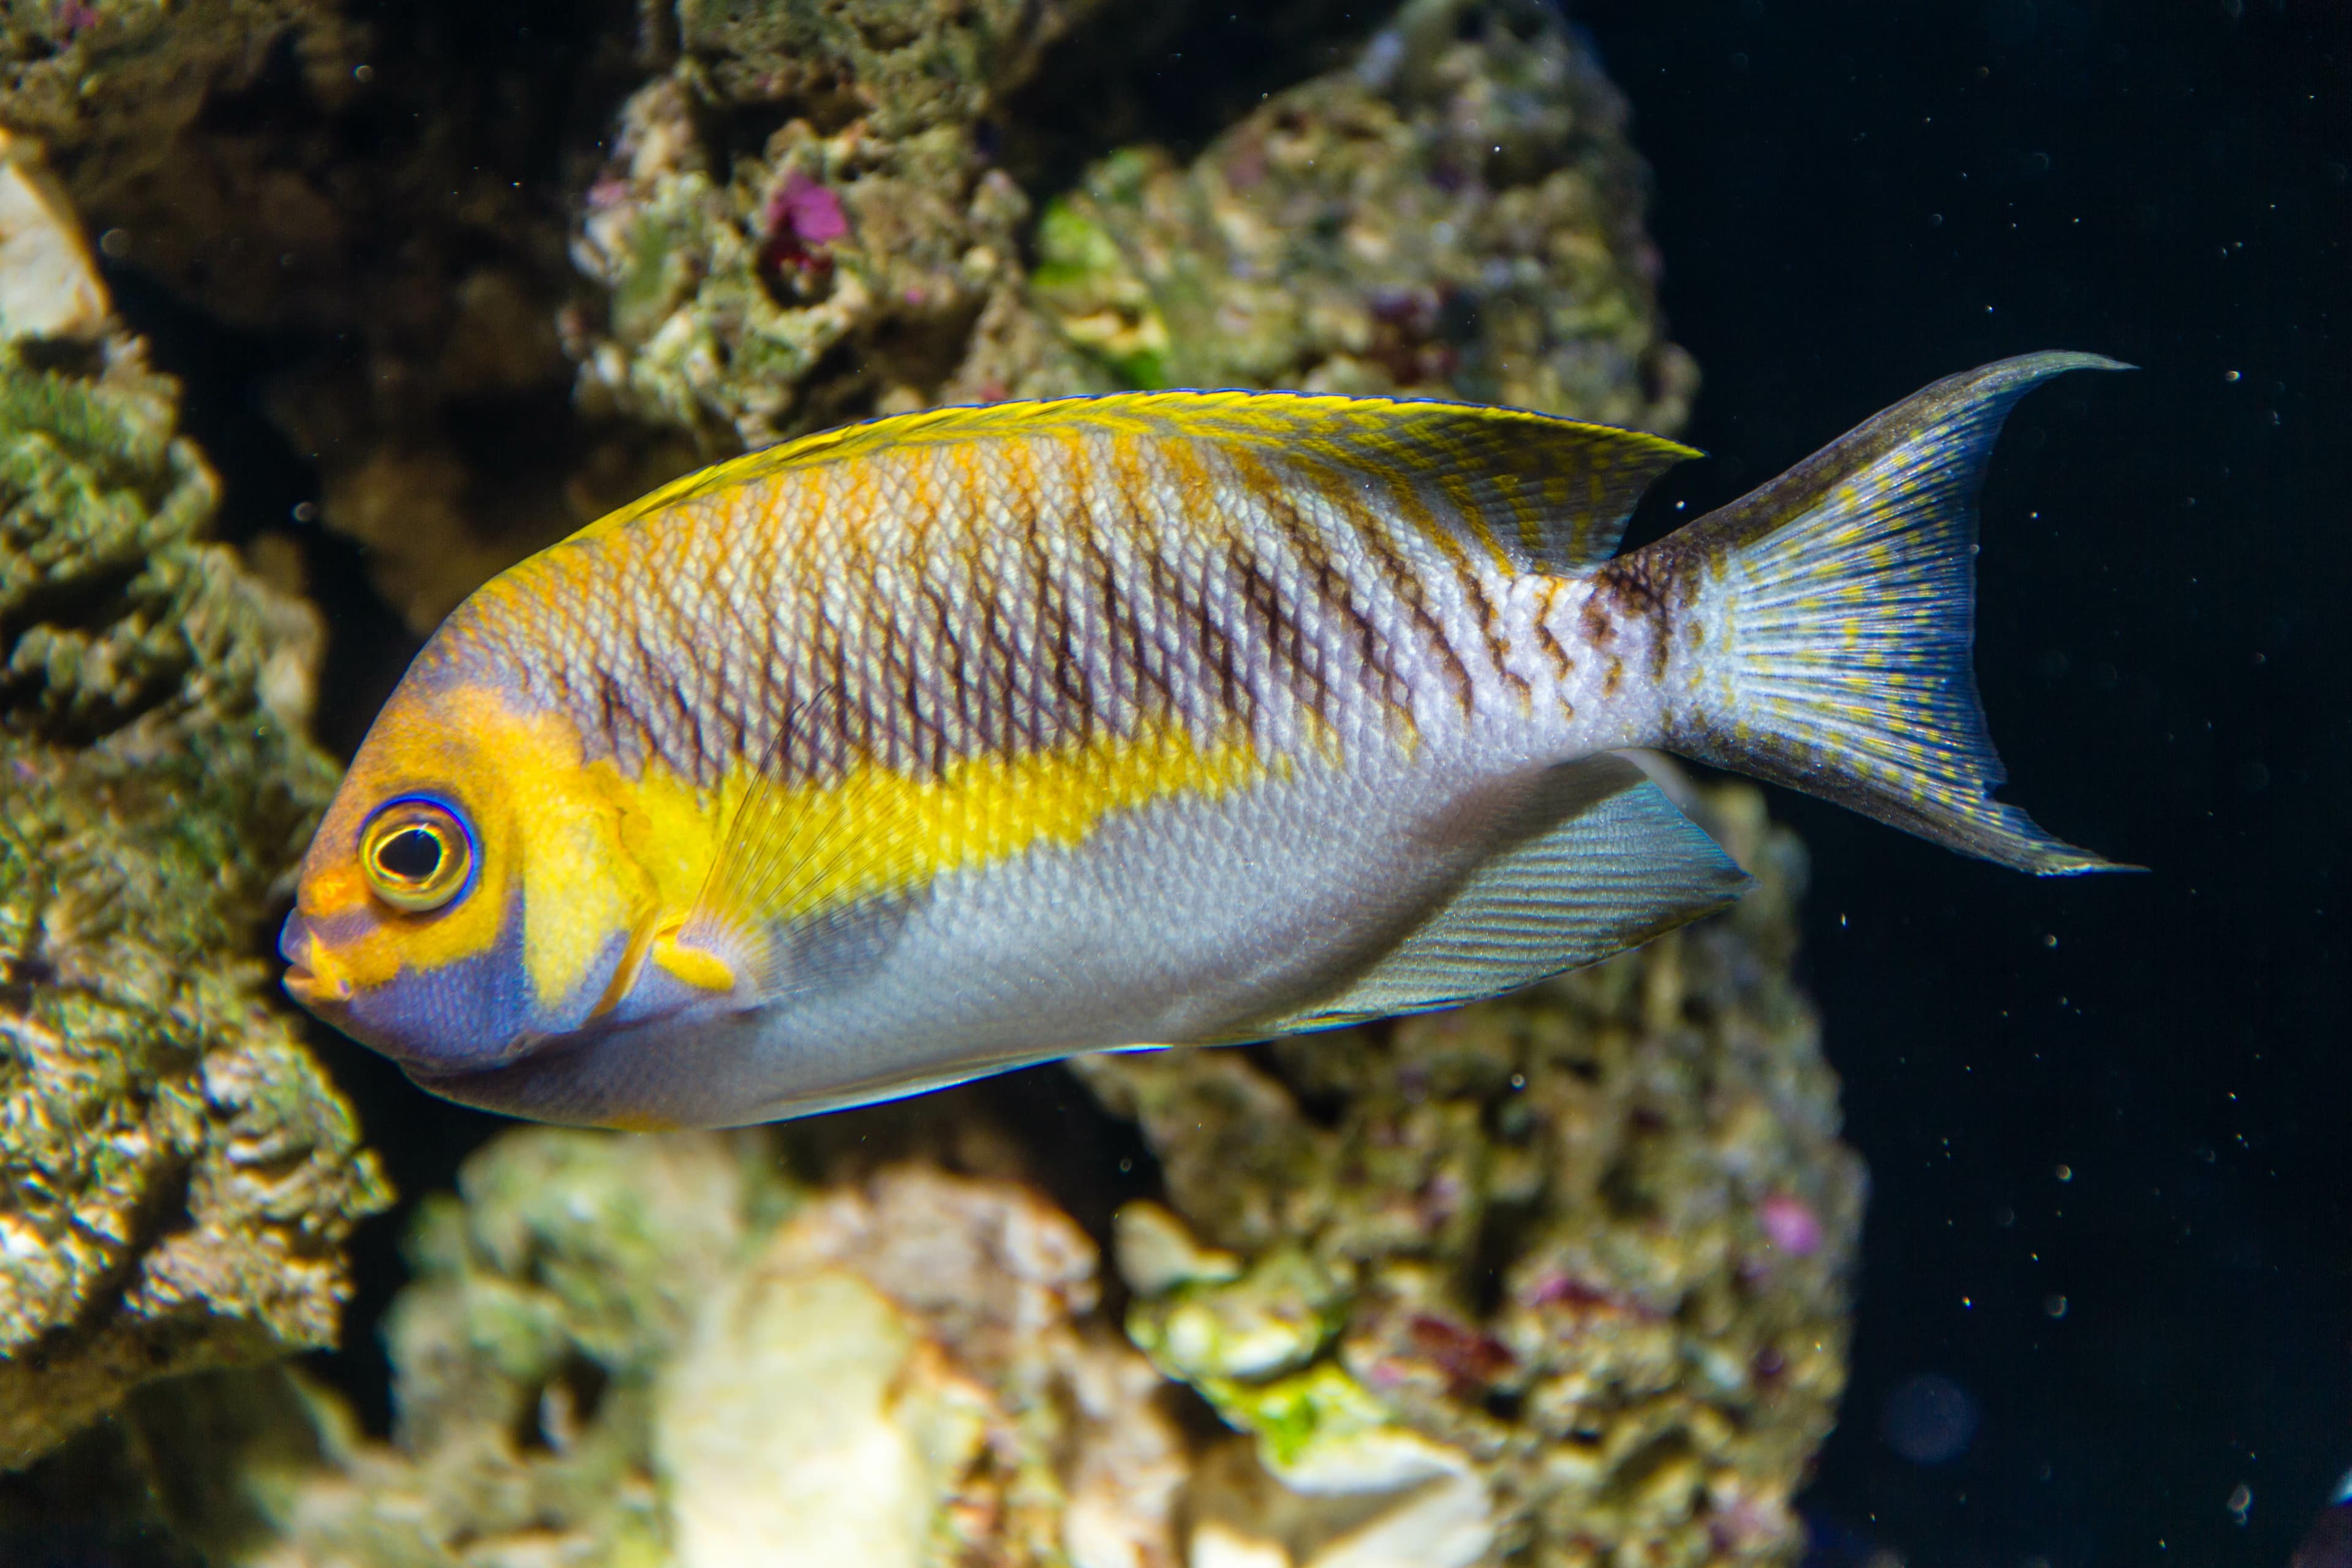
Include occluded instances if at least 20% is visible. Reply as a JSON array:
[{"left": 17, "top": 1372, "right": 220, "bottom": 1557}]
[{"left": 281, "top": 663, "right": 654, "bottom": 1084}]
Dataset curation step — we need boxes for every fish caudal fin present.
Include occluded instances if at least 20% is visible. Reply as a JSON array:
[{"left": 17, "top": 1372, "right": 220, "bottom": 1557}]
[{"left": 1658, "top": 352, "right": 2132, "bottom": 874}]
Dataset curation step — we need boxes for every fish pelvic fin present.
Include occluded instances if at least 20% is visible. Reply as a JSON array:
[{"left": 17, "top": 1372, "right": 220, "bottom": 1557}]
[{"left": 1645, "top": 352, "right": 2135, "bottom": 875}]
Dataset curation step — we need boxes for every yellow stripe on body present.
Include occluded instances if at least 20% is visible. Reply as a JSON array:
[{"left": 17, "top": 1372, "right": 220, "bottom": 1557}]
[{"left": 695, "top": 711, "right": 1281, "bottom": 935}]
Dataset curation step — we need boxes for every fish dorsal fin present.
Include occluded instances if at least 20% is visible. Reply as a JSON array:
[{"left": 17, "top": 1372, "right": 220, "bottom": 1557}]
[
  {"left": 1183, "top": 394, "right": 1702, "bottom": 572},
  {"left": 575, "top": 391, "right": 1698, "bottom": 573},
  {"left": 1246, "top": 754, "right": 1753, "bottom": 1037}
]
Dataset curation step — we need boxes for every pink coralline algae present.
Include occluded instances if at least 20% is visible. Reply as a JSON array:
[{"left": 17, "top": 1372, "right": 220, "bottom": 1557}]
[
  {"left": 773, "top": 175, "right": 848, "bottom": 245},
  {"left": 1759, "top": 1194, "right": 1826, "bottom": 1256},
  {"left": 757, "top": 175, "right": 852, "bottom": 277}
]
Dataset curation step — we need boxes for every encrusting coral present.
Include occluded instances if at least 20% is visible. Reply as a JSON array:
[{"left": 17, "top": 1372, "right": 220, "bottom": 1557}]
[
  {"left": 574, "top": 0, "right": 1695, "bottom": 454},
  {"left": 656, "top": 1163, "right": 1186, "bottom": 1568},
  {"left": 0, "top": 134, "right": 388, "bottom": 1469},
  {"left": 132, "top": 1130, "right": 780, "bottom": 1566}
]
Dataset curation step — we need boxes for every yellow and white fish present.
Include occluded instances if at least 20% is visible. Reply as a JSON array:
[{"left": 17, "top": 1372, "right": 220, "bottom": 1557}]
[{"left": 281, "top": 352, "right": 2125, "bottom": 1130}]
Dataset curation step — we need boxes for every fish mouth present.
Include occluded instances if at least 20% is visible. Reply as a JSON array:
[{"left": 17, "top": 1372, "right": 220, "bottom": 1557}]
[
  {"left": 278, "top": 912, "right": 355, "bottom": 1008},
  {"left": 281, "top": 964, "right": 351, "bottom": 1007}
]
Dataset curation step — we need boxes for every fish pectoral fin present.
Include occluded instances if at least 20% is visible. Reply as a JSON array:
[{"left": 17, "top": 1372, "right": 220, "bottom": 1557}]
[
  {"left": 650, "top": 927, "right": 739, "bottom": 994},
  {"left": 677, "top": 705, "right": 933, "bottom": 1003},
  {"left": 1253, "top": 753, "right": 1754, "bottom": 1035},
  {"left": 587, "top": 911, "right": 744, "bottom": 1023}
]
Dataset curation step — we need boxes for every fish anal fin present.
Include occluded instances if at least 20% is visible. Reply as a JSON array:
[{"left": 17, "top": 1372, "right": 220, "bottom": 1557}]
[{"left": 1253, "top": 754, "right": 1752, "bottom": 1036}]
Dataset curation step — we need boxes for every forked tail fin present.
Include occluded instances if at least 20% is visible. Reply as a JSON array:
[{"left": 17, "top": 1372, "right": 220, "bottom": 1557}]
[{"left": 1653, "top": 352, "right": 2132, "bottom": 874}]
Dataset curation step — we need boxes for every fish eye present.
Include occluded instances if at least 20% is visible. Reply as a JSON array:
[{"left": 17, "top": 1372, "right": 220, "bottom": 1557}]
[{"left": 359, "top": 797, "right": 476, "bottom": 913}]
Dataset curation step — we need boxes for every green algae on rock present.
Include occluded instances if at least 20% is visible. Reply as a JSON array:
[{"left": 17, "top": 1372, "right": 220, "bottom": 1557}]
[
  {"left": 572, "top": 0, "right": 1695, "bottom": 460},
  {"left": 0, "top": 304, "right": 390, "bottom": 1466},
  {"left": 1030, "top": 0, "right": 1697, "bottom": 433},
  {"left": 1073, "top": 777, "right": 1862, "bottom": 1567}
]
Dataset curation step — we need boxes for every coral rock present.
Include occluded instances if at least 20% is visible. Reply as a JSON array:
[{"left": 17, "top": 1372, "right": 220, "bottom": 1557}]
[
  {"left": 657, "top": 1165, "right": 1186, "bottom": 1568},
  {"left": 1030, "top": 0, "right": 1697, "bottom": 432},
  {"left": 0, "top": 131, "right": 108, "bottom": 342},
  {"left": 659, "top": 1268, "right": 1007, "bottom": 1568},
  {"left": 132, "top": 1143, "right": 1186, "bottom": 1568},
  {"left": 0, "top": 320, "right": 389, "bottom": 1467},
  {"left": 124, "top": 1129, "right": 777, "bottom": 1565},
  {"left": 568, "top": 0, "right": 1117, "bottom": 451}
]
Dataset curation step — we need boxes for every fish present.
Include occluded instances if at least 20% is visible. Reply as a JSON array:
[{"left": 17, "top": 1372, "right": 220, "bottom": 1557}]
[{"left": 280, "top": 351, "right": 2129, "bottom": 1130}]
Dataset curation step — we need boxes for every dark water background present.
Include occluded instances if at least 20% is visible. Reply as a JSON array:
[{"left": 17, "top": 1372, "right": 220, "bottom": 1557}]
[
  {"left": 93, "top": 3, "right": 2351, "bottom": 1566},
  {"left": 1569, "top": 2, "right": 2350, "bottom": 1564}
]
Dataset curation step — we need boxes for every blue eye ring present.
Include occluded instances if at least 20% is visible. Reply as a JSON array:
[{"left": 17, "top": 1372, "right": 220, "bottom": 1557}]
[{"left": 359, "top": 795, "right": 479, "bottom": 913}]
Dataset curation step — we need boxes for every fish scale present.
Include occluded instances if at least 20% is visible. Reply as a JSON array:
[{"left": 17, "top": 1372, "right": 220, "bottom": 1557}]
[{"left": 281, "top": 358, "right": 2128, "bottom": 1129}]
